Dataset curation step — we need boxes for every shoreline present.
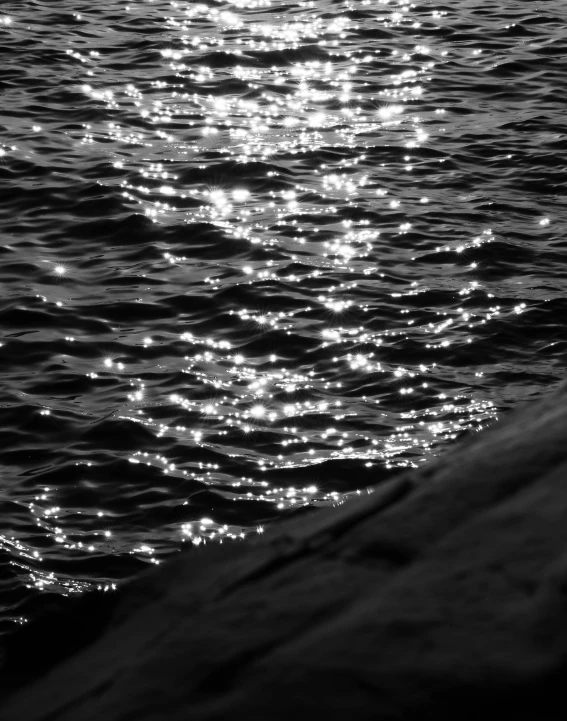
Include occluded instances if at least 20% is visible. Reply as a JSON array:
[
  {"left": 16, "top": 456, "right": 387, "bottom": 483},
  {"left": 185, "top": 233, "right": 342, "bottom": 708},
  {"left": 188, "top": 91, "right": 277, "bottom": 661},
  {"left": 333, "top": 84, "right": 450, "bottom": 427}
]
[{"left": 2, "top": 381, "right": 567, "bottom": 719}]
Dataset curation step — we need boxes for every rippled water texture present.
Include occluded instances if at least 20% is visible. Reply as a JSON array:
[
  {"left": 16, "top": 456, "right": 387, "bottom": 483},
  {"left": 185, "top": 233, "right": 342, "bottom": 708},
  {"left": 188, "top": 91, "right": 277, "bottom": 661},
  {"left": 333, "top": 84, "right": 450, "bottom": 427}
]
[{"left": 1, "top": 0, "right": 566, "bottom": 632}]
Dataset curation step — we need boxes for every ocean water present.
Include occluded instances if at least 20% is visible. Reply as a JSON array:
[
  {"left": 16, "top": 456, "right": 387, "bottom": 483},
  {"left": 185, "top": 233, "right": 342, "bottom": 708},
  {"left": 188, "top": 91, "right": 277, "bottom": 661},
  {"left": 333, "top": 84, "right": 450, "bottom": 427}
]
[{"left": 1, "top": 0, "right": 566, "bottom": 633}]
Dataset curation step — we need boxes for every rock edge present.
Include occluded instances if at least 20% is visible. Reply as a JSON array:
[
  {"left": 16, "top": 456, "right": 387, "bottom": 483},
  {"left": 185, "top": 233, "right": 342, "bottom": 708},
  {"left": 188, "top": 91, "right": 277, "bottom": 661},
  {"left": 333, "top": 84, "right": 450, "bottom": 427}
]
[{"left": 3, "top": 383, "right": 567, "bottom": 720}]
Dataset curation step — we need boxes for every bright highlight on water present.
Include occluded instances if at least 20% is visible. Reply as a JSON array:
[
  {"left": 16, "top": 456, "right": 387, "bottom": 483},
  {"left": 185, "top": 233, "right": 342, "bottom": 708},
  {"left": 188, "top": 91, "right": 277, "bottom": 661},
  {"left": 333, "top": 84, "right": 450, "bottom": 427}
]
[{"left": 0, "top": 0, "right": 565, "bottom": 633}]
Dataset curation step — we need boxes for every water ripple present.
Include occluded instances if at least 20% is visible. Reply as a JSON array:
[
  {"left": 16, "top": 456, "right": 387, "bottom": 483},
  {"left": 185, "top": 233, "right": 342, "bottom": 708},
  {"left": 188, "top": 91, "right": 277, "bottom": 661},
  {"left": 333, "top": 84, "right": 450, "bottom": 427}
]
[{"left": 0, "top": 0, "right": 566, "bottom": 634}]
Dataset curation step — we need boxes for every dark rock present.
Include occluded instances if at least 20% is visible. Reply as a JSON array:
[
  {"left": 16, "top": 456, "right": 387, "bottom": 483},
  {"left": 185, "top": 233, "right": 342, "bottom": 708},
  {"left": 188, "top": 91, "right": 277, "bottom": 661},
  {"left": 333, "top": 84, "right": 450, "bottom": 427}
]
[{"left": 2, "top": 383, "right": 567, "bottom": 720}]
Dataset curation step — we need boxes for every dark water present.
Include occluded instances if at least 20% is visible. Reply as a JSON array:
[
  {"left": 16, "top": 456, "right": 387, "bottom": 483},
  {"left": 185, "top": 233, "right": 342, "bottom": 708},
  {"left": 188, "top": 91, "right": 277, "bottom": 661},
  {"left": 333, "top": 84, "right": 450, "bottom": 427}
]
[{"left": 1, "top": 0, "right": 566, "bottom": 633}]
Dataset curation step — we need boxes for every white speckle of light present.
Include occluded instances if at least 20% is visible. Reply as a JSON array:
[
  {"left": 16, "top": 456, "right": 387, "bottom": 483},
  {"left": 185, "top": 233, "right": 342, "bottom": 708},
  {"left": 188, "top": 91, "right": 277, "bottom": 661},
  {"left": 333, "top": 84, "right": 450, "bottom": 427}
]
[
  {"left": 308, "top": 112, "right": 326, "bottom": 127},
  {"left": 232, "top": 188, "right": 250, "bottom": 201},
  {"left": 539, "top": 217, "right": 550, "bottom": 226},
  {"left": 54, "top": 264, "right": 67, "bottom": 276},
  {"left": 103, "top": 358, "right": 113, "bottom": 368},
  {"left": 160, "top": 185, "right": 175, "bottom": 196}
]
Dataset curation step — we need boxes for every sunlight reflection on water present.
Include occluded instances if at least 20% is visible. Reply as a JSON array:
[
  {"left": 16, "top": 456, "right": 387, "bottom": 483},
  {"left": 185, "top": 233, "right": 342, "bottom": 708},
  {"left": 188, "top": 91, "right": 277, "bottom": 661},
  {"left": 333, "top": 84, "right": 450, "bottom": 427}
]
[{"left": 3, "top": 0, "right": 565, "bottom": 626}]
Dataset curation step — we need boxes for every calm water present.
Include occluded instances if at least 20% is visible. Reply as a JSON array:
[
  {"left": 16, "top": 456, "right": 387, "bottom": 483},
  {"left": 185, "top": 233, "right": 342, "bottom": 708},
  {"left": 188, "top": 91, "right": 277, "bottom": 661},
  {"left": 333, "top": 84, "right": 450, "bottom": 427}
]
[{"left": 1, "top": 0, "right": 566, "bottom": 632}]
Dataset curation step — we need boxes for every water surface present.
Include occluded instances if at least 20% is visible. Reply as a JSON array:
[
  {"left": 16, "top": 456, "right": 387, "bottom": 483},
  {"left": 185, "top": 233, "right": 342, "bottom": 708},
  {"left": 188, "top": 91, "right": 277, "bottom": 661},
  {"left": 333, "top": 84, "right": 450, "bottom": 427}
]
[{"left": 1, "top": 0, "right": 566, "bottom": 632}]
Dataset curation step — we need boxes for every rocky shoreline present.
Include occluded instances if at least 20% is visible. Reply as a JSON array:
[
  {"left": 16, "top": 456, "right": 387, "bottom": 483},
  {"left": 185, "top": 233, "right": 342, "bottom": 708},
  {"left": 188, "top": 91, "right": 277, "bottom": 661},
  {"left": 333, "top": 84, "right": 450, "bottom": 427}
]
[{"left": 2, "top": 382, "right": 567, "bottom": 720}]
